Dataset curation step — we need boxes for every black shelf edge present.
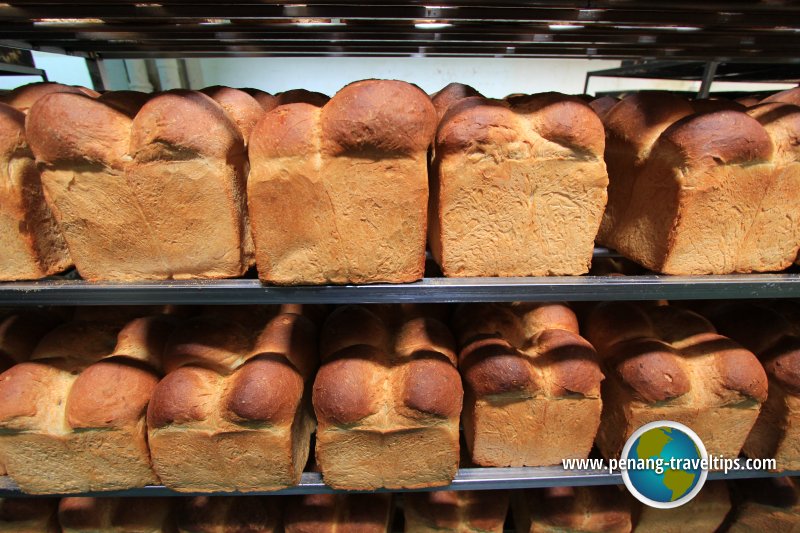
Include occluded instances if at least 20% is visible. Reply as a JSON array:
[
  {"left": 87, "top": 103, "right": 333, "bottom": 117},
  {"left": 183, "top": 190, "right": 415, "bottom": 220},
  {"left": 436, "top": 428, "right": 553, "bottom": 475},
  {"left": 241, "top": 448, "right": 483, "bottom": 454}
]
[
  {"left": 1, "top": 467, "right": 797, "bottom": 497},
  {"left": 1, "top": 273, "right": 800, "bottom": 305}
]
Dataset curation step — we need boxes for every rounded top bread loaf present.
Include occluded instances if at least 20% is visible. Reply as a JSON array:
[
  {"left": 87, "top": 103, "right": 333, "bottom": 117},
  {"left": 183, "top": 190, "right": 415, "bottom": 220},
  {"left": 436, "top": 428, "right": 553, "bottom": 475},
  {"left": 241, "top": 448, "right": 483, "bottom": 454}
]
[
  {"left": 454, "top": 303, "right": 603, "bottom": 399},
  {"left": 763, "top": 86, "right": 800, "bottom": 105},
  {"left": 589, "top": 95, "right": 619, "bottom": 119},
  {"left": 97, "top": 90, "right": 151, "bottom": 117},
  {"left": 431, "top": 82, "right": 482, "bottom": 121},
  {"left": 200, "top": 86, "right": 264, "bottom": 142},
  {"left": 3, "top": 82, "right": 98, "bottom": 113},
  {"left": 585, "top": 302, "right": 768, "bottom": 404}
]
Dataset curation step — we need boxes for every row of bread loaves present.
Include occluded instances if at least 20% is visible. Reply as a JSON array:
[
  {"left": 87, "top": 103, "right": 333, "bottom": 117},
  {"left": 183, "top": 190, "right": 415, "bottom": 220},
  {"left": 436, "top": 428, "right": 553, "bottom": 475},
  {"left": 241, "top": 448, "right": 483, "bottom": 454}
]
[
  {"left": 3, "top": 479, "right": 800, "bottom": 532},
  {"left": 0, "top": 301, "right": 797, "bottom": 494}
]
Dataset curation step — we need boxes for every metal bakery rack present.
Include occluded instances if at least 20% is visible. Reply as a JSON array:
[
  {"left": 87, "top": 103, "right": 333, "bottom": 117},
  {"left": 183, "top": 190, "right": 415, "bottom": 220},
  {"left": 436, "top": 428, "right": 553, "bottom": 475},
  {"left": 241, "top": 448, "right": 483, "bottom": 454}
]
[{"left": 2, "top": 0, "right": 800, "bottom": 497}]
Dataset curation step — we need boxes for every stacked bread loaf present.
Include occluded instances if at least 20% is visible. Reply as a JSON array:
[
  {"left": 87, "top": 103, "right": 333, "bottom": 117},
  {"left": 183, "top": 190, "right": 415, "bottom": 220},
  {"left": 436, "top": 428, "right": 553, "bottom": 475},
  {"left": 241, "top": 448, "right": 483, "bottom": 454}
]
[
  {"left": 248, "top": 79, "right": 436, "bottom": 284},
  {"left": 430, "top": 92, "right": 608, "bottom": 277},
  {"left": 284, "top": 493, "right": 393, "bottom": 533},
  {"left": 0, "top": 498, "right": 59, "bottom": 532},
  {"left": 313, "top": 304, "right": 462, "bottom": 489},
  {"left": 701, "top": 301, "right": 800, "bottom": 470},
  {"left": 513, "top": 486, "right": 633, "bottom": 533},
  {"left": 147, "top": 306, "right": 317, "bottom": 492},
  {"left": 633, "top": 480, "right": 730, "bottom": 532},
  {"left": 0, "top": 83, "right": 83, "bottom": 280},
  {"left": 453, "top": 303, "right": 603, "bottom": 467},
  {"left": 431, "top": 82, "right": 482, "bottom": 121},
  {"left": 176, "top": 496, "right": 281, "bottom": 533},
  {"left": 583, "top": 302, "right": 768, "bottom": 459},
  {"left": 25, "top": 87, "right": 254, "bottom": 281},
  {"left": 404, "top": 491, "right": 509, "bottom": 533},
  {"left": 59, "top": 497, "right": 174, "bottom": 532},
  {"left": 599, "top": 91, "right": 800, "bottom": 274},
  {"left": 0, "top": 314, "right": 172, "bottom": 493}
]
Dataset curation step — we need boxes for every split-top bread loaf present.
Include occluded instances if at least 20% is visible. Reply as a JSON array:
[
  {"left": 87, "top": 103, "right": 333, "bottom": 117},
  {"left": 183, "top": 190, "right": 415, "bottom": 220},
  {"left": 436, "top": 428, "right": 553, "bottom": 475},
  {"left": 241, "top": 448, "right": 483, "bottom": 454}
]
[
  {"left": 284, "top": 493, "right": 393, "bottom": 533},
  {"left": 701, "top": 301, "right": 800, "bottom": 470},
  {"left": 59, "top": 497, "right": 174, "bottom": 533},
  {"left": 25, "top": 88, "right": 254, "bottom": 281},
  {"left": 0, "top": 83, "right": 83, "bottom": 280},
  {"left": 584, "top": 302, "right": 768, "bottom": 459},
  {"left": 0, "top": 314, "right": 173, "bottom": 493},
  {"left": 248, "top": 79, "right": 436, "bottom": 284},
  {"left": 147, "top": 306, "right": 318, "bottom": 492},
  {"left": 313, "top": 305, "right": 462, "bottom": 489},
  {"left": 404, "top": 490, "right": 509, "bottom": 533},
  {"left": 430, "top": 92, "right": 608, "bottom": 276},
  {"left": 599, "top": 91, "right": 800, "bottom": 274},
  {"left": 453, "top": 303, "right": 603, "bottom": 467}
]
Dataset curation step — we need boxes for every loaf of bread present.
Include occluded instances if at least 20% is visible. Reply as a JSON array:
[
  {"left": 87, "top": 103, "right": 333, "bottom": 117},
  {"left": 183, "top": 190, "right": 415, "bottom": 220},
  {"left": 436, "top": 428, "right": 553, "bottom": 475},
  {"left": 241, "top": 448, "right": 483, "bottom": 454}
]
[
  {"left": 513, "top": 486, "right": 633, "bottom": 533},
  {"left": 248, "top": 79, "right": 436, "bottom": 284},
  {"left": 313, "top": 305, "right": 462, "bottom": 489},
  {"left": 147, "top": 306, "right": 317, "bottom": 492},
  {"left": 736, "top": 96, "right": 761, "bottom": 107},
  {"left": 2, "top": 82, "right": 98, "bottom": 113},
  {"left": 431, "top": 82, "right": 482, "bottom": 121},
  {"left": 0, "top": 497, "right": 59, "bottom": 532},
  {"left": 404, "top": 490, "right": 509, "bottom": 533},
  {"left": 701, "top": 301, "right": 800, "bottom": 470},
  {"left": 633, "top": 480, "right": 730, "bottom": 532},
  {"left": 1, "top": 84, "right": 76, "bottom": 279},
  {"left": 26, "top": 89, "right": 253, "bottom": 281},
  {"left": 763, "top": 87, "right": 800, "bottom": 105},
  {"left": 728, "top": 477, "right": 800, "bottom": 532},
  {"left": 584, "top": 302, "right": 768, "bottom": 459},
  {"left": 176, "top": 496, "right": 280, "bottom": 533},
  {"left": 97, "top": 90, "right": 151, "bottom": 116},
  {"left": 0, "top": 314, "right": 171, "bottom": 493},
  {"left": 453, "top": 303, "right": 603, "bottom": 467},
  {"left": 431, "top": 93, "right": 608, "bottom": 277},
  {"left": 599, "top": 91, "right": 800, "bottom": 274},
  {"left": 200, "top": 86, "right": 265, "bottom": 143},
  {"left": 59, "top": 497, "right": 174, "bottom": 532},
  {"left": 284, "top": 493, "right": 393, "bottom": 533}
]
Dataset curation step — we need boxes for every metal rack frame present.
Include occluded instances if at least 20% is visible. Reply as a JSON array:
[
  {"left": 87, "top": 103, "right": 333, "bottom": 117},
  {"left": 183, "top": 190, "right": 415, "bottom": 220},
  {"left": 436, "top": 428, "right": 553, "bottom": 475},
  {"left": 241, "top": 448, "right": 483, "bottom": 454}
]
[
  {"left": 2, "top": 0, "right": 800, "bottom": 500},
  {"left": 2, "top": 468, "right": 797, "bottom": 497}
]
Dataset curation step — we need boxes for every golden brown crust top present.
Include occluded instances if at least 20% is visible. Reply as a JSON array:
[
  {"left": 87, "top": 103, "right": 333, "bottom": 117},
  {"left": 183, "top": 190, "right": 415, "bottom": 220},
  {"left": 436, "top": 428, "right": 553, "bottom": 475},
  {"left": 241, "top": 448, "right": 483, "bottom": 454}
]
[
  {"left": 131, "top": 89, "right": 244, "bottom": 162},
  {"left": 110, "top": 315, "right": 176, "bottom": 371},
  {"left": 746, "top": 102, "right": 800, "bottom": 162},
  {"left": 431, "top": 82, "right": 482, "bottom": 121},
  {"left": 249, "top": 102, "right": 321, "bottom": 160},
  {"left": 656, "top": 110, "right": 773, "bottom": 169},
  {"left": 313, "top": 345, "right": 382, "bottom": 426},
  {"left": 5, "top": 82, "right": 97, "bottom": 113},
  {"left": 401, "top": 357, "right": 463, "bottom": 418},
  {"left": 200, "top": 85, "right": 264, "bottom": 142},
  {"left": 26, "top": 92, "right": 132, "bottom": 167},
  {"left": 603, "top": 91, "right": 695, "bottom": 161},
  {"left": 511, "top": 92, "right": 605, "bottom": 156},
  {"left": 321, "top": 79, "right": 437, "bottom": 155},
  {"left": 147, "top": 365, "right": 219, "bottom": 428},
  {"left": 589, "top": 95, "right": 619, "bottom": 119},
  {"left": 65, "top": 359, "right": 159, "bottom": 429},
  {"left": 762, "top": 87, "right": 800, "bottom": 106},
  {"left": 29, "top": 320, "right": 120, "bottom": 367},
  {"left": 241, "top": 87, "right": 278, "bottom": 110},
  {"left": 0, "top": 311, "right": 62, "bottom": 366},
  {"left": 223, "top": 356, "right": 304, "bottom": 424},
  {"left": 252, "top": 312, "right": 318, "bottom": 378},
  {"left": 320, "top": 305, "right": 391, "bottom": 360},
  {"left": 586, "top": 302, "right": 767, "bottom": 404},
  {"left": 0, "top": 362, "right": 58, "bottom": 427},
  {"left": 163, "top": 316, "right": 252, "bottom": 374},
  {"left": 394, "top": 316, "right": 457, "bottom": 364},
  {"left": 455, "top": 303, "right": 602, "bottom": 399},
  {"left": 97, "top": 90, "right": 151, "bottom": 117}
]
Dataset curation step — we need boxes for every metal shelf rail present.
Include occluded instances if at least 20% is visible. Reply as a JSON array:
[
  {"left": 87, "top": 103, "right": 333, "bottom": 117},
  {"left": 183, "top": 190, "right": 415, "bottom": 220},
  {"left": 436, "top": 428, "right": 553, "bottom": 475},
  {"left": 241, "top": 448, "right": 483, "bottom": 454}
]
[
  {"left": 2, "top": 273, "right": 800, "bottom": 305},
  {"left": 1, "top": 467, "right": 796, "bottom": 497},
  {"left": 2, "top": 1, "right": 800, "bottom": 60}
]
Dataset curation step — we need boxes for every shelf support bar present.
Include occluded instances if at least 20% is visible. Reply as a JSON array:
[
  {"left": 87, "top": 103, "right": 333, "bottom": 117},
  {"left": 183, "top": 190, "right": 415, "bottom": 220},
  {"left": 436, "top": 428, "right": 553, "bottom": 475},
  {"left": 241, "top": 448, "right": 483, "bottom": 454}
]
[{"left": 697, "top": 60, "right": 719, "bottom": 98}]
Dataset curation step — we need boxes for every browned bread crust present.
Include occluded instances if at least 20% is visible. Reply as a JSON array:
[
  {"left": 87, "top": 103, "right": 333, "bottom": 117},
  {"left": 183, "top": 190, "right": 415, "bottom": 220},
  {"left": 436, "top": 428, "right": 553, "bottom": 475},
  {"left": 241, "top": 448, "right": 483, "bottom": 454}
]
[
  {"left": 312, "top": 304, "right": 461, "bottom": 490},
  {"left": 59, "top": 497, "right": 173, "bottom": 532},
  {"left": 284, "top": 493, "right": 392, "bottom": 533},
  {"left": 176, "top": 496, "right": 280, "bottom": 533},
  {"left": 404, "top": 490, "right": 509, "bottom": 533},
  {"left": 513, "top": 486, "right": 633, "bottom": 533}
]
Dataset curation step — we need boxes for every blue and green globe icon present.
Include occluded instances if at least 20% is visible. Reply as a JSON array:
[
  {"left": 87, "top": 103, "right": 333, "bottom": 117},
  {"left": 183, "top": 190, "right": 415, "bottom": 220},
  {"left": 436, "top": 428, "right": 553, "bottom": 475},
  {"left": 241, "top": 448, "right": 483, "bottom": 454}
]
[{"left": 621, "top": 421, "right": 708, "bottom": 509}]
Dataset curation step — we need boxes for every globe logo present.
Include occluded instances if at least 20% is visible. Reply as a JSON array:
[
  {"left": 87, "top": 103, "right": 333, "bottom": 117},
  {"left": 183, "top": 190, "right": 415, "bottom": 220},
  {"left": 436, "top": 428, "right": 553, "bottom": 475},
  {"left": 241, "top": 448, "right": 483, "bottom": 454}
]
[{"left": 620, "top": 421, "right": 709, "bottom": 509}]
